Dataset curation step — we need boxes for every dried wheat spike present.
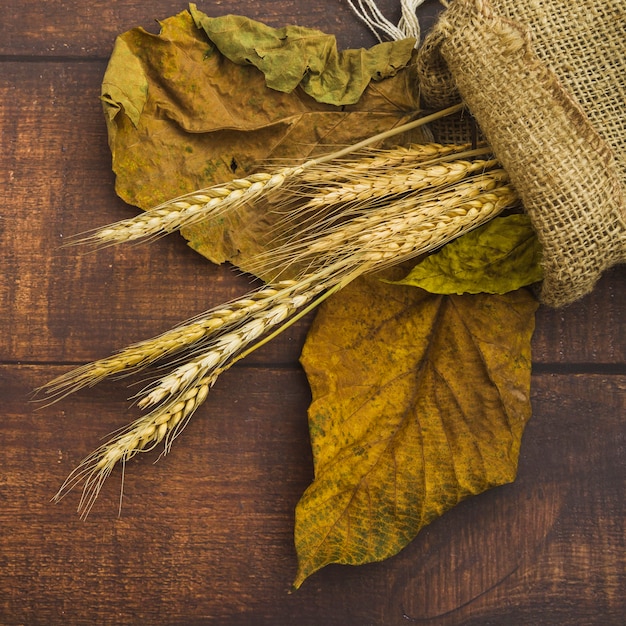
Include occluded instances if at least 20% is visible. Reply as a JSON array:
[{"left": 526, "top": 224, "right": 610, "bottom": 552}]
[
  {"left": 66, "top": 104, "right": 466, "bottom": 249},
  {"left": 304, "top": 158, "right": 499, "bottom": 207},
  {"left": 37, "top": 280, "right": 301, "bottom": 402},
  {"left": 67, "top": 166, "right": 310, "bottom": 248}
]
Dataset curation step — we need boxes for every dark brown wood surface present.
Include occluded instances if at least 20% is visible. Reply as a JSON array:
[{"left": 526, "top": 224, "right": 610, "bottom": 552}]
[{"left": 1, "top": 1, "right": 624, "bottom": 624}]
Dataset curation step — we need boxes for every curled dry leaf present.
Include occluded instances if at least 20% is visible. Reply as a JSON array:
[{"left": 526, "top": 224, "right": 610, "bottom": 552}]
[
  {"left": 100, "top": 6, "right": 424, "bottom": 277},
  {"left": 189, "top": 5, "right": 416, "bottom": 104},
  {"left": 295, "top": 272, "right": 538, "bottom": 587}
]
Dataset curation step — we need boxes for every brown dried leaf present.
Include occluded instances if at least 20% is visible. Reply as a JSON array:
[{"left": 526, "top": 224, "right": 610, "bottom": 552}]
[
  {"left": 100, "top": 8, "right": 423, "bottom": 275},
  {"left": 294, "top": 272, "right": 538, "bottom": 587}
]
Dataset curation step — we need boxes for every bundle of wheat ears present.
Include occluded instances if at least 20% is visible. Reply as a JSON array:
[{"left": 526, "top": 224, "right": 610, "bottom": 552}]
[{"left": 39, "top": 103, "right": 522, "bottom": 517}]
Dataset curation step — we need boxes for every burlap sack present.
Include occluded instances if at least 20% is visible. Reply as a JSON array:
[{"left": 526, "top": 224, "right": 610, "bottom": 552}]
[{"left": 416, "top": 0, "right": 626, "bottom": 306}]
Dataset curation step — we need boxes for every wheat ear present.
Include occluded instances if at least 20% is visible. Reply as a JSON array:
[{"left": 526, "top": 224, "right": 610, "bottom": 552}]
[
  {"left": 66, "top": 104, "right": 465, "bottom": 248},
  {"left": 66, "top": 167, "right": 310, "bottom": 249},
  {"left": 52, "top": 376, "right": 212, "bottom": 519},
  {"left": 53, "top": 261, "right": 360, "bottom": 517},
  {"left": 37, "top": 280, "right": 308, "bottom": 402},
  {"left": 303, "top": 158, "right": 499, "bottom": 208},
  {"left": 299, "top": 142, "right": 477, "bottom": 183}
]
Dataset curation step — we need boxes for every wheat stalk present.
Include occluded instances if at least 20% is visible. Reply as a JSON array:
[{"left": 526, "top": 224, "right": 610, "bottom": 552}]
[
  {"left": 303, "top": 157, "right": 499, "bottom": 208},
  {"left": 52, "top": 261, "right": 359, "bottom": 517},
  {"left": 66, "top": 104, "right": 465, "bottom": 248},
  {"left": 247, "top": 170, "right": 515, "bottom": 278},
  {"left": 37, "top": 279, "right": 307, "bottom": 402},
  {"left": 299, "top": 142, "right": 478, "bottom": 183},
  {"left": 53, "top": 169, "right": 519, "bottom": 517},
  {"left": 67, "top": 167, "right": 311, "bottom": 248},
  {"left": 312, "top": 172, "right": 512, "bottom": 250},
  {"left": 264, "top": 147, "right": 497, "bottom": 264}
]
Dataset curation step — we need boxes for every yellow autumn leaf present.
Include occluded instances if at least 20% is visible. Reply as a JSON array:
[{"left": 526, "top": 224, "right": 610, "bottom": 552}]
[
  {"left": 294, "top": 272, "right": 538, "bottom": 588},
  {"left": 389, "top": 214, "right": 544, "bottom": 294}
]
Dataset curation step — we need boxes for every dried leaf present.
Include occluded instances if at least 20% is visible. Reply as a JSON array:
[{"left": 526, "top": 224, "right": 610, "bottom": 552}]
[
  {"left": 101, "top": 37, "right": 148, "bottom": 128},
  {"left": 390, "top": 214, "right": 544, "bottom": 294},
  {"left": 189, "top": 5, "right": 416, "bottom": 105},
  {"left": 100, "top": 7, "right": 423, "bottom": 276},
  {"left": 294, "top": 273, "right": 537, "bottom": 587}
]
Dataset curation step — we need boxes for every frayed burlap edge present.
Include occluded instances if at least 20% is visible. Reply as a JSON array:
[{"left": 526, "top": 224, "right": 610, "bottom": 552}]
[{"left": 416, "top": 0, "right": 626, "bottom": 307}]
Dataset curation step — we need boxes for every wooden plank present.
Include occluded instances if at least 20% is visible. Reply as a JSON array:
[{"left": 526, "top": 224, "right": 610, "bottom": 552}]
[
  {"left": 1, "top": 366, "right": 623, "bottom": 624},
  {"left": 0, "top": 0, "right": 437, "bottom": 58},
  {"left": 533, "top": 267, "right": 626, "bottom": 366},
  {"left": 1, "top": 60, "right": 624, "bottom": 368},
  {"left": 2, "top": 1, "right": 624, "bottom": 624}
]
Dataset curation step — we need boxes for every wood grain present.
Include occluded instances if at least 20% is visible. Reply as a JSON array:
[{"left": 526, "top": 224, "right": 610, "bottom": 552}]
[
  {"left": 1, "top": 1, "right": 624, "bottom": 624},
  {"left": 1, "top": 368, "right": 624, "bottom": 624},
  {"left": 1, "top": 0, "right": 404, "bottom": 57}
]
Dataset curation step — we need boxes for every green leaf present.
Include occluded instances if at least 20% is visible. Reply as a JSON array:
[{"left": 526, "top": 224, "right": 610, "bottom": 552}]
[
  {"left": 389, "top": 214, "right": 544, "bottom": 294},
  {"left": 189, "top": 5, "right": 416, "bottom": 105},
  {"left": 294, "top": 273, "right": 537, "bottom": 587}
]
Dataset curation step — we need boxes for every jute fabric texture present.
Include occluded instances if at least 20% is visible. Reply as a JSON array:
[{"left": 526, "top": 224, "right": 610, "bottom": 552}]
[{"left": 416, "top": 0, "right": 626, "bottom": 306}]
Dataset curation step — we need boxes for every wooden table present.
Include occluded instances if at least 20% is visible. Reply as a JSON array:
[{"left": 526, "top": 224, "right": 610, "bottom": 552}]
[{"left": 1, "top": 1, "right": 624, "bottom": 623}]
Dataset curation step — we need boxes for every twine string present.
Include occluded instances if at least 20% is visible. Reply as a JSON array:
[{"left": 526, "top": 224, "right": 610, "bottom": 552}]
[{"left": 346, "top": 0, "right": 427, "bottom": 45}]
